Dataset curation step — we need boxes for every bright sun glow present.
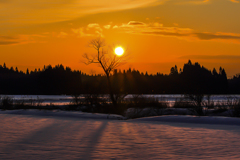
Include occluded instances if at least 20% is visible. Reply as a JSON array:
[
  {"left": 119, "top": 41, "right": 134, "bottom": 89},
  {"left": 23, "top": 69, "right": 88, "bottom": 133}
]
[{"left": 115, "top": 47, "right": 124, "bottom": 56}]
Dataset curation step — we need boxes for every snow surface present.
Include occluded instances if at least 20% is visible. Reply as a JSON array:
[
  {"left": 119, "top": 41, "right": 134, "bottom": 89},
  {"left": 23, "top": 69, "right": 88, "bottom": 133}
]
[
  {"left": 0, "top": 110, "right": 240, "bottom": 159},
  {"left": 132, "top": 115, "right": 240, "bottom": 126},
  {"left": 0, "top": 110, "right": 126, "bottom": 120}
]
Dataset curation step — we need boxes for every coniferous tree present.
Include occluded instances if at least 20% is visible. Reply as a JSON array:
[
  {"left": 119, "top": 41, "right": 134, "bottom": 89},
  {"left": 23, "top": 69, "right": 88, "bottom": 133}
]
[
  {"left": 187, "top": 60, "right": 192, "bottom": 65},
  {"left": 212, "top": 68, "right": 218, "bottom": 76},
  {"left": 219, "top": 67, "right": 223, "bottom": 75},
  {"left": 26, "top": 68, "right": 29, "bottom": 75},
  {"left": 10, "top": 67, "right": 14, "bottom": 71},
  {"left": 222, "top": 69, "right": 227, "bottom": 78},
  {"left": 170, "top": 65, "right": 178, "bottom": 75},
  {"left": 170, "top": 67, "right": 175, "bottom": 75},
  {"left": 175, "top": 65, "right": 178, "bottom": 74}
]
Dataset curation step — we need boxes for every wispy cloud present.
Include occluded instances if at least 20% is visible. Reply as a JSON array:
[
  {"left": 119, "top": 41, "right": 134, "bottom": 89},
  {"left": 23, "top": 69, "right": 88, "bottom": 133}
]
[
  {"left": 230, "top": 0, "right": 239, "bottom": 3},
  {"left": 69, "top": 21, "right": 240, "bottom": 43},
  {"left": 113, "top": 21, "right": 240, "bottom": 43},
  {"left": 58, "top": 32, "right": 68, "bottom": 38},
  {"left": 87, "top": 23, "right": 103, "bottom": 32},
  {"left": 173, "top": 0, "right": 210, "bottom": 5},
  {"left": 127, "top": 21, "right": 147, "bottom": 26},
  {"left": 1, "top": 0, "right": 238, "bottom": 30},
  {"left": 0, "top": 35, "right": 21, "bottom": 45},
  {"left": 0, "top": 0, "right": 160, "bottom": 27},
  {"left": 88, "top": 23, "right": 100, "bottom": 28},
  {"left": 179, "top": 55, "right": 240, "bottom": 59},
  {"left": 169, "top": 0, "right": 239, "bottom": 5},
  {"left": 194, "top": 32, "right": 240, "bottom": 40},
  {"left": 104, "top": 25, "right": 111, "bottom": 29},
  {"left": 71, "top": 23, "right": 106, "bottom": 37},
  {"left": 72, "top": 28, "right": 94, "bottom": 37},
  {"left": 0, "top": 41, "right": 19, "bottom": 45},
  {"left": 0, "top": 34, "right": 46, "bottom": 45}
]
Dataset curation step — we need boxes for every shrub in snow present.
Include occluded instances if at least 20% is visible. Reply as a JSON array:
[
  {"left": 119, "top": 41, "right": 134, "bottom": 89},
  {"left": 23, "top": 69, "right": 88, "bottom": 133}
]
[{"left": 0, "top": 96, "right": 14, "bottom": 110}]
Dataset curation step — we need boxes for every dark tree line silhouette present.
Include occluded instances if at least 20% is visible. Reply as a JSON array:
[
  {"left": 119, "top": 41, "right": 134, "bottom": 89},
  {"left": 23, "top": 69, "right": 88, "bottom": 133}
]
[{"left": 0, "top": 60, "right": 238, "bottom": 95}]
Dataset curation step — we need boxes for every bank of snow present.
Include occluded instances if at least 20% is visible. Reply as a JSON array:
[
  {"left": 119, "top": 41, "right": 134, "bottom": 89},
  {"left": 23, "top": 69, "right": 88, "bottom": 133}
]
[
  {"left": 132, "top": 115, "right": 240, "bottom": 126},
  {"left": 0, "top": 109, "right": 125, "bottom": 120},
  {"left": 1, "top": 109, "right": 240, "bottom": 126}
]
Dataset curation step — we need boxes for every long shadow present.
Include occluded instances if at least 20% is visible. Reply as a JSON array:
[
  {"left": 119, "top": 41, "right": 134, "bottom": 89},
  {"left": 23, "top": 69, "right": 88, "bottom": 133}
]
[
  {"left": 1, "top": 121, "right": 72, "bottom": 158},
  {"left": 128, "top": 120, "right": 240, "bottom": 133},
  {"left": 1, "top": 110, "right": 114, "bottom": 121},
  {"left": 79, "top": 121, "right": 108, "bottom": 160}
]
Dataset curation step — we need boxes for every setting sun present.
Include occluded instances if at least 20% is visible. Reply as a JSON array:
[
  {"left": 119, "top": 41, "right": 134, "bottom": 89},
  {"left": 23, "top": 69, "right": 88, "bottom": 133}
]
[{"left": 115, "top": 47, "right": 124, "bottom": 56}]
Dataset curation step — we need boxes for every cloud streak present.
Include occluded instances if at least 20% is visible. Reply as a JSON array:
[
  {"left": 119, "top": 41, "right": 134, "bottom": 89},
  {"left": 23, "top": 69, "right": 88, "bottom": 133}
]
[
  {"left": 179, "top": 55, "right": 240, "bottom": 59},
  {"left": 0, "top": 36, "right": 20, "bottom": 45},
  {"left": 69, "top": 21, "right": 240, "bottom": 43},
  {"left": 173, "top": 0, "right": 210, "bottom": 5},
  {"left": 0, "top": 41, "right": 19, "bottom": 45},
  {"left": 230, "top": 0, "right": 239, "bottom": 3},
  {"left": 0, "top": 34, "right": 45, "bottom": 45},
  {"left": 72, "top": 28, "right": 94, "bottom": 37},
  {"left": 113, "top": 21, "right": 240, "bottom": 43},
  {"left": 0, "top": 0, "right": 160, "bottom": 26},
  {"left": 0, "top": 0, "right": 238, "bottom": 30},
  {"left": 168, "top": 0, "right": 239, "bottom": 5}
]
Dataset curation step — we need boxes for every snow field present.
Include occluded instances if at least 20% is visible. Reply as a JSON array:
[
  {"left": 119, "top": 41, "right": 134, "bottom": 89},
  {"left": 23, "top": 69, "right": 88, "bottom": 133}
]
[{"left": 0, "top": 111, "right": 240, "bottom": 159}]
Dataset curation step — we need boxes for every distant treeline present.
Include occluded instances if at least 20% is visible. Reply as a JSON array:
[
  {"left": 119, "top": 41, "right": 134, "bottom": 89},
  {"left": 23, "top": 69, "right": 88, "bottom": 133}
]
[{"left": 0, "top": 60, "right": 240, "bottom": 94}]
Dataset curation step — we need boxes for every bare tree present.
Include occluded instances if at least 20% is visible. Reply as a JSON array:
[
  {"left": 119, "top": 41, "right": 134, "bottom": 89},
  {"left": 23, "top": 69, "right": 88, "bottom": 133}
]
[{"left": 83, "top": 37, "right": 128, "bottom": 105}]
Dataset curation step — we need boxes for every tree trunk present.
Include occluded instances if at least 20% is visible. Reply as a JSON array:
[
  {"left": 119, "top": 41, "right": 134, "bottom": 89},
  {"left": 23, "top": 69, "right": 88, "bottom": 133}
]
[{"left": 106, "top": 74, "right": 117, "bottom": 106}]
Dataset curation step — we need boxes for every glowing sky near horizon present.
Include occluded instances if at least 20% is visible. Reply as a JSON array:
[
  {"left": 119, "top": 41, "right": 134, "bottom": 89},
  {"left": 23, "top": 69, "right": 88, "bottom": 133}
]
[{"left": 0, "top": 0, "right": 240, "bottom": 77}]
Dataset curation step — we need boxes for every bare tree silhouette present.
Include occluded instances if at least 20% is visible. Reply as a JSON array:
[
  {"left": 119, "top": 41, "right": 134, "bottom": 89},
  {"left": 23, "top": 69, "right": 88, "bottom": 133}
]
[{"left": 83, "top": 37, "right": 128, "bottom": 105}]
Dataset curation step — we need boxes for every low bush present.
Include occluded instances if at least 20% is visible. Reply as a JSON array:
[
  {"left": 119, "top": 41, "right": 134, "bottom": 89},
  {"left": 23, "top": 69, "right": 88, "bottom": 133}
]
[
  {"left": 184, "top": 94, "right": 207, "bottom": 116},
  {"left": 230, "top": 99, "right": 240, "bottom": 117},
  {"left": 123, "top": 95, "right": 169, "bottom": 118},
  {"left": 0, "top": 97, "right": 14, "bottom": 110},
  {"left": 173, "top": 98, "right": 194, "bottom": 108},
  {"left": 70, "top": 94, "right": 84, "bottom": 106}
]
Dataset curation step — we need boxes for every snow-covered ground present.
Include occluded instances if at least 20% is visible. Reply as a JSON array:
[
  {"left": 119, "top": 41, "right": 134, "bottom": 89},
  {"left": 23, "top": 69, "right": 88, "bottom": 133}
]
[{"left": 0, "top": 110, "right": 240, "bottom": 159}]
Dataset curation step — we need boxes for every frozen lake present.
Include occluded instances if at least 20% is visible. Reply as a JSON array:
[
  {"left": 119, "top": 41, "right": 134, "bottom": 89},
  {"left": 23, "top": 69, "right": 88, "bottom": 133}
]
[
  {"left": 1, "top": 94, "right": 240, "bottom": 106},
  {"left": 0, "top": 113, "right": 240, "bottom": 159}
]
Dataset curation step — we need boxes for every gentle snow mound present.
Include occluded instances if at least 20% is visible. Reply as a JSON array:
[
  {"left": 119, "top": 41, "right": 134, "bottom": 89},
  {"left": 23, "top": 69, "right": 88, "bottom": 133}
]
[
  {"left": 0, "top": 110, "right": 126, "bottom": 120},
  {"left": 132, "top": 115, "right": 240, "bottom": 126}
]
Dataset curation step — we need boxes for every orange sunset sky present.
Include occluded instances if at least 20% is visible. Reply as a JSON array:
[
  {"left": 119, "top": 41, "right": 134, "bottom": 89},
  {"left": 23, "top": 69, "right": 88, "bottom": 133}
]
[{"left": 1, "top": 0, "right": 240, "bottom": 77}]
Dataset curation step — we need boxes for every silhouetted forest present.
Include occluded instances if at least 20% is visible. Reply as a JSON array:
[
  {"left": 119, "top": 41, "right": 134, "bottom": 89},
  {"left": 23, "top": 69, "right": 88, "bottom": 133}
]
[{"left": 0, "top": 60, "right": 239, "bottom": 95}]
